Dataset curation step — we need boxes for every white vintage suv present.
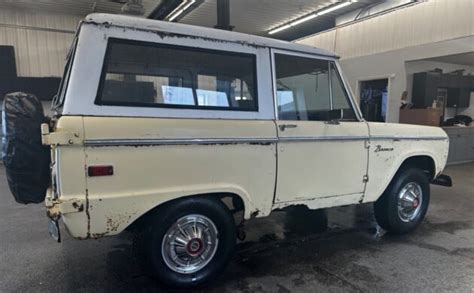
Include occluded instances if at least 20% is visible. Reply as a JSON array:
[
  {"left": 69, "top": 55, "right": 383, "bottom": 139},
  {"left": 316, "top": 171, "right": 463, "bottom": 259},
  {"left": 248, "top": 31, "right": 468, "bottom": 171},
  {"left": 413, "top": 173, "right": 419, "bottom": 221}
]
[{"left": 2, "top": 14, "right": 452, "bottom": 288}]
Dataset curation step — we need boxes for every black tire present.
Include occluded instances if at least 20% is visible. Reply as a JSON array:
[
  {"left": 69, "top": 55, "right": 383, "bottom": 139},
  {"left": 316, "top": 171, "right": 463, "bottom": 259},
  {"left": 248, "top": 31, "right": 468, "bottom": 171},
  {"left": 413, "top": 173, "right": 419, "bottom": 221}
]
[
  {"left": 134, "top": 196, "right": 236, "bottom": 288},
  {"left": 2, "top": 92, "right": 50, "bottom": 204},
  {"left": 374, "top": 167, "right": 430, "bottom": 234}
]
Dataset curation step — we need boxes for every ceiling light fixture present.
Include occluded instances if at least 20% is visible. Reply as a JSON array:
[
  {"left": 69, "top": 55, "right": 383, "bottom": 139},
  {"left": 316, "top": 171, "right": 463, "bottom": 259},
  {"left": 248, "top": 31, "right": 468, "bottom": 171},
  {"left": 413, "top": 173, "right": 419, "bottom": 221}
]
[
  {"left": 268, "top": 14, "right": 317, "bottom": 35},
  {"left": 317, "top": 1, "right": 352, "bottom": 16},
  {"left": 268, "top": 0, "right": 356, "bottom": 35},
  {"left": 167, "top": 0, "right": 196, "bottom": 21}
]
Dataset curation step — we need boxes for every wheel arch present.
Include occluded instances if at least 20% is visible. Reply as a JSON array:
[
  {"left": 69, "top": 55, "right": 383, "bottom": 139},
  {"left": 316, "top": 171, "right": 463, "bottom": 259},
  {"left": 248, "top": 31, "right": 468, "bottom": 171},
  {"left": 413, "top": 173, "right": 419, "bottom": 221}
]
[
  {"left": 381, "top": 154, "right": 437, "bottom": 195},
  {"left": 125, "top": 192, "right": 249, "bottom": 233},
  {"left": 364, "top": 152, "right": 438, "bottom": 203},
  {"left": 398, "top": 155, "right": 437, "bottom": 180}
]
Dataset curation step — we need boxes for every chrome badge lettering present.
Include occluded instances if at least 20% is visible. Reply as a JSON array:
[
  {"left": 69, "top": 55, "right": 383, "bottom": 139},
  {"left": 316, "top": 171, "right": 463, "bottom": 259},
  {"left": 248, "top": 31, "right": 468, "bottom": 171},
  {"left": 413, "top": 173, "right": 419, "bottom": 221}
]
[{"left": 375, "top": 145, "right": 394, "bottom": 152}]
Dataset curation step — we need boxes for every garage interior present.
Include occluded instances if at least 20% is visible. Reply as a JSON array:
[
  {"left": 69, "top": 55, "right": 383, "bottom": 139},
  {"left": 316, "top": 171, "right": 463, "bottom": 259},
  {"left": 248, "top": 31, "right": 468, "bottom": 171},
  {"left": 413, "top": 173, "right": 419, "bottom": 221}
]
[{"left": 0, "top": 0, "right": 473, "bottom": 292}]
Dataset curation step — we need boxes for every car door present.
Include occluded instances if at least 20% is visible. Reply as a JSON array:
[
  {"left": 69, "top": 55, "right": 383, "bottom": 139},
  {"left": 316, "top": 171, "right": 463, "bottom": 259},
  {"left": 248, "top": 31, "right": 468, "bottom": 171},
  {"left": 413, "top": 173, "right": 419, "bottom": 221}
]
[{"left": 272, "top": 50, "right": 369, "bottom": 203}]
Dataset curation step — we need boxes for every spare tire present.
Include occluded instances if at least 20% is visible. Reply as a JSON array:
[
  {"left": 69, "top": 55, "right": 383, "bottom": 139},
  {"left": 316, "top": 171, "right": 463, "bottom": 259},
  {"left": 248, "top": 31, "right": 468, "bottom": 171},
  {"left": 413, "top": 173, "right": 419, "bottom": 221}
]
[{"left": 2, "top": 92, "right": 51, "bottom": 204}]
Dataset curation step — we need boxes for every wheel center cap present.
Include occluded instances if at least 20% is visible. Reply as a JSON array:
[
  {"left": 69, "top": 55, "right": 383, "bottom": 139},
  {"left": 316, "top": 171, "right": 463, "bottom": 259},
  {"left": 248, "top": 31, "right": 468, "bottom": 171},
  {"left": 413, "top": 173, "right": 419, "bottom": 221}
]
[
  {"left": 413, "top": 198, "right": 419, "bottom": 208},
  {"left": 186, "top": 238, "right": 204, "bottom": 256}
]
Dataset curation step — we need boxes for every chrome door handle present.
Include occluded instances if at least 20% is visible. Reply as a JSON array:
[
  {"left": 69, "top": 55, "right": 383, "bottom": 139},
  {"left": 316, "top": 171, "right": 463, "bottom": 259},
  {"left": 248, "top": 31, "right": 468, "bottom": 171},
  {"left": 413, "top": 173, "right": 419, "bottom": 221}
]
[
  {"left": 279, "top": 124, "right": 298, "bottom": 131},
  {"left": 325, "top": 119, "right": 340, "bottom": 125}
]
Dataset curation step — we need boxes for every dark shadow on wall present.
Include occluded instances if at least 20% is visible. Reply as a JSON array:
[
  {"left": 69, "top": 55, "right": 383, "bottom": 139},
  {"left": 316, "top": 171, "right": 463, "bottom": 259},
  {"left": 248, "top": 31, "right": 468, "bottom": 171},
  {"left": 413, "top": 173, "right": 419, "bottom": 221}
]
[
  {"left": 0, "top": 45, "right": 60, "bottom": 101},
  {"left": 0, "top": 77, "right": 61, "bottom": 101}
]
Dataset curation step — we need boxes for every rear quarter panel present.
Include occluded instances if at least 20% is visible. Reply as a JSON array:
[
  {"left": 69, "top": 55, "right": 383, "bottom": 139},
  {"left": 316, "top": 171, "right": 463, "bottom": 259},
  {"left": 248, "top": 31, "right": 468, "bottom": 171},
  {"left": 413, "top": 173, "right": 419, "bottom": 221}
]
[
  {"left": 51, "top": 117, "right": 89, "bottom": 238},
  {"left": 82, "top": 117, "right": 277, "bottom": 237}
]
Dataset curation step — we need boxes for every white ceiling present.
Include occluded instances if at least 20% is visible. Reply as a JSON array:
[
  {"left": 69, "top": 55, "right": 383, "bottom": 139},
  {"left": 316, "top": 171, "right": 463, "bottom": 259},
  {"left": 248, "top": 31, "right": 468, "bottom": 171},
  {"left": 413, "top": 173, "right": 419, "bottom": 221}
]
[{"left": 0, "top": 0, "right": 380, "bottom": 40}]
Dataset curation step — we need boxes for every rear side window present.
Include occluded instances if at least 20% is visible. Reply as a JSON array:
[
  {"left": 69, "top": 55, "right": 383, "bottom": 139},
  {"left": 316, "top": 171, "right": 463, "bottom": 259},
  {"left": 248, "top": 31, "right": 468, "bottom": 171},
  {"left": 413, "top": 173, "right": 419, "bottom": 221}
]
[{"left": 96, "top": 39, "right": 258, "bottom": 111}]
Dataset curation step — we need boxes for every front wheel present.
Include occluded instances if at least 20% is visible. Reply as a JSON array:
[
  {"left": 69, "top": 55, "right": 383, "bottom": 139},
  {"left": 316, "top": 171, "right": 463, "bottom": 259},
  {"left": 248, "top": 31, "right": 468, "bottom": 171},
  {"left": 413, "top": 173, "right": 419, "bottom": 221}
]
[
  {"left": 374, "top": 168, "right": 430, "bottom": 234},
  {"left": 134, "top": 197, "right": 236, "bottom": 288}
]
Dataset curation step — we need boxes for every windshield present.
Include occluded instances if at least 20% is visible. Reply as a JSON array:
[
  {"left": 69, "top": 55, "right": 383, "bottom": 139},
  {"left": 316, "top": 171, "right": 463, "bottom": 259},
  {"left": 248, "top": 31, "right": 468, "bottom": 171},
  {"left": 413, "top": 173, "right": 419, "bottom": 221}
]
[{"left": 51, "top": 36, "right": 78, "bottom": 113}]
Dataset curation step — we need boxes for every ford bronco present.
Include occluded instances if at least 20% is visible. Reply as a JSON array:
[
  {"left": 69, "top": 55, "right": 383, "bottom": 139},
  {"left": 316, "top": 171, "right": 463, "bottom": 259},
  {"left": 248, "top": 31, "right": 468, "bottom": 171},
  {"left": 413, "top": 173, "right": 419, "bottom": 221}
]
[{"left": 2, "top": 14, "right": 452, "bottom": 288}]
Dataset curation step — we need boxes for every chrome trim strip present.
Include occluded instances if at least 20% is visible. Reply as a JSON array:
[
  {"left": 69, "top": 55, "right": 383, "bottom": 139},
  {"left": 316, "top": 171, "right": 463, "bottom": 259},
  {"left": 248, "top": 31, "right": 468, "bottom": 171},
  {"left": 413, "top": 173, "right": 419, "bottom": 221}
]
[
  {"left": 84, "top": 135, "right": 447, "bottom": 146},
  {"left": 370, "top": 136, "right": 448, "bottom": 141},
  {"left": 84, "top": 137, "right": 279, "bottom": 146},
  {"left": 279, "top": 136, "right": 369, "bottom": 142}
]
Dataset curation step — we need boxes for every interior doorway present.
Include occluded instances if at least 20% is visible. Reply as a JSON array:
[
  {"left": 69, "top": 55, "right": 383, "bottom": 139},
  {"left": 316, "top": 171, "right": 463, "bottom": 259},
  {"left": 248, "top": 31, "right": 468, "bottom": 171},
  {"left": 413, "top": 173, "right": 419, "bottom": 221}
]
[{"left": 359, "top": 79, "right": 389, "bottom": 122}]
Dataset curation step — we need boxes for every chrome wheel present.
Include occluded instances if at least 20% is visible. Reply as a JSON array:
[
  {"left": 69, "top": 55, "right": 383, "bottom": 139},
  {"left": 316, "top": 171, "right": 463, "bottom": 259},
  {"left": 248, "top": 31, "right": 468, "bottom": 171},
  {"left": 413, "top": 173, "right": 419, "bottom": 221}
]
[
  {"left": 161, "top": 214, "right": 219, "bottom": 274},
  {"left": 397, "top": 182, "right": 423, "bottom": 222}
]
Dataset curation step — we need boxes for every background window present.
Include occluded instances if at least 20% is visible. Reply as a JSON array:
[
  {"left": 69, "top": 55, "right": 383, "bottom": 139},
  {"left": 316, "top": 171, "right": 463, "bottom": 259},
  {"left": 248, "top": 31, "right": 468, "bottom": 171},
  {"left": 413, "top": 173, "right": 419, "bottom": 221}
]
[
  {"left": 197, "top": 75, "right": 230, "bottom": 107},
  {"left": 275, "top": 53, "right": 356, "bottom": 121},
  {"left": 97, "top": 39, "right": 258, "bottom": 111}
]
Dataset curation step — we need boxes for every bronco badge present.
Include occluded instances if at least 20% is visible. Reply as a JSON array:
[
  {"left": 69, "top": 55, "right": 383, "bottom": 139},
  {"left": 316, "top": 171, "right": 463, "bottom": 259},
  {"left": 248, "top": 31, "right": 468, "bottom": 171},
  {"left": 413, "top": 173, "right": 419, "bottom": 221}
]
[{"left": 375, "top": 145, "right": 394, "bottom": 152}]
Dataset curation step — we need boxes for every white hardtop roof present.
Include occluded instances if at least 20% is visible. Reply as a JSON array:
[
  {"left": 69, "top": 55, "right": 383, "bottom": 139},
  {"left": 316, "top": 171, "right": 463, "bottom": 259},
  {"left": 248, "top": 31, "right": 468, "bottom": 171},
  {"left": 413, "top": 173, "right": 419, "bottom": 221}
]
[{"left": 84, "top": 13, "right": 338, "bottom": 58}]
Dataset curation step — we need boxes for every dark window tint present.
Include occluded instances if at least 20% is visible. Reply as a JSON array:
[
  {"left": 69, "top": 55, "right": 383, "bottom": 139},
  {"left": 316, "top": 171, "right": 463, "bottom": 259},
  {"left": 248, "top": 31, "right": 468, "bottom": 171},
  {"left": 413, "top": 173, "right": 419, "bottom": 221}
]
[{"left": 96, "top": 39, "right": 258, "bottom": 111}]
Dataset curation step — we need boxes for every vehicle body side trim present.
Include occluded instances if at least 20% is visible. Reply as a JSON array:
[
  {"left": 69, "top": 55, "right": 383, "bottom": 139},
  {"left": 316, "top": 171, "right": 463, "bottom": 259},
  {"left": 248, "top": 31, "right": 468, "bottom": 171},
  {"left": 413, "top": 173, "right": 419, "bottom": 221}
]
[
  {"left": 279, "top": 136, "right": 369, "bottom": 142},
  {"left": 84, "top": 138, "right": 279, "bottom": 146},
  {"left": 84, "top": 135, "right": 447, "bottom": 146},
  {"left": 370, "top": 136, "right": 448, "bottom": 141}
]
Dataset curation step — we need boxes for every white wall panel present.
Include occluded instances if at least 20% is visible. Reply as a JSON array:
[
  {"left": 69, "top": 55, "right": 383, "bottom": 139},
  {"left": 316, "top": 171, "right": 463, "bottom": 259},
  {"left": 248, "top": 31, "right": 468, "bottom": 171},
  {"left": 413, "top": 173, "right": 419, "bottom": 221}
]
[
  {"left": 297, "top": 0, "right": 474, "bottom": 60},
  {"left": 298, "top": 29, "right": 336, "bottom": 52},
  {"left": 0, "top": 7, "right": 80, "bottom": 77}
]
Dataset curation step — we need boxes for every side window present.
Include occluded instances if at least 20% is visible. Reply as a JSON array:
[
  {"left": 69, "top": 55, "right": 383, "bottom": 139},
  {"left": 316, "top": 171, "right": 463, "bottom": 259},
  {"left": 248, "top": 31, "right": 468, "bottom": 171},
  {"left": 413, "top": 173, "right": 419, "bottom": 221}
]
[
  {"left": 96, "top": 39, "right": 258, "bottom": 111},
  {"left": 274, "top": 53, "right": 357, "bottom": 121},
  {"left": 329, "top": 62, "right": 357, "bottom": 120},
  {"left": 275, "top": 53, "right": 330, "bottom": 121}
]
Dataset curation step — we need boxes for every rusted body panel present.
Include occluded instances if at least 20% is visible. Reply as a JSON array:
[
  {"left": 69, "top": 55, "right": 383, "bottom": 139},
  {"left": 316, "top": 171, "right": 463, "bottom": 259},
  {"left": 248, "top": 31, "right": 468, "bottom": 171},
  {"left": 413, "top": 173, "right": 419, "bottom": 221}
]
[
  {"left": 44, "top": 116, "right": 89, "bottom": 238},
  {"left": 82, "top": 117, "right": 277, "bottom": 237}
]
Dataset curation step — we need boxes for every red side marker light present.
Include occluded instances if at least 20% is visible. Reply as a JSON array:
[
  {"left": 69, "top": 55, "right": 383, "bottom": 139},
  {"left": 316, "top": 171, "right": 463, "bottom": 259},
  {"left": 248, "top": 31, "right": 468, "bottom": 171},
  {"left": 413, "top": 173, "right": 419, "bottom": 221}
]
[{"left": 88, "top": 165, "right": 114, "bottom": 177}]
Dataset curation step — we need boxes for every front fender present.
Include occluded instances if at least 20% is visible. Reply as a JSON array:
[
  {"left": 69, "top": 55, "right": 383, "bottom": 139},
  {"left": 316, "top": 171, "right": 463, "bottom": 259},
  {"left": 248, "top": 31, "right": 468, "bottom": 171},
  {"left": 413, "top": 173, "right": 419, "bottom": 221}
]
[{"left": 363, "top": 138, "right": 448, "bottom": 203}]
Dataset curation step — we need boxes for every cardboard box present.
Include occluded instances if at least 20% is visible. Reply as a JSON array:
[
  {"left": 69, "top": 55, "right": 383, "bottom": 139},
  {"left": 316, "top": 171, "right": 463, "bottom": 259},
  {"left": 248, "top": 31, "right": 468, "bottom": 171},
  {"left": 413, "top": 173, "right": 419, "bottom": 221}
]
[{"left": 399, "top": 108, "right": 442, "bottom": 126}]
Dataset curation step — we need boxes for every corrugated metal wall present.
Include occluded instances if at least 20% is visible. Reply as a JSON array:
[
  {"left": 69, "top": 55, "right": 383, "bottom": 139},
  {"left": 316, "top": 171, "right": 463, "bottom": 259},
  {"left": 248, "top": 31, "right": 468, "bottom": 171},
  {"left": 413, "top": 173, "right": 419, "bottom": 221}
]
[
  {"left": 0, "top": 7, "right": 81, "bottom": 77},
  {"left": 298, "top": 0, "right": 474, "bottom": 59}
]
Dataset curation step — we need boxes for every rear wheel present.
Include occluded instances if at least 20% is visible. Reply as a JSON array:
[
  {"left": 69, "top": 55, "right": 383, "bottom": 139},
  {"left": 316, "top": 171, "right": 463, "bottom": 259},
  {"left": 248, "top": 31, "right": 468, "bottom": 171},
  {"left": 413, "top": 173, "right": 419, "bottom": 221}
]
[
  {"left": 374, "top": 168, "right": 430, "bottom": 234},
  {"left": 134, "top": 196, "right": 236, "bottom": 288}
]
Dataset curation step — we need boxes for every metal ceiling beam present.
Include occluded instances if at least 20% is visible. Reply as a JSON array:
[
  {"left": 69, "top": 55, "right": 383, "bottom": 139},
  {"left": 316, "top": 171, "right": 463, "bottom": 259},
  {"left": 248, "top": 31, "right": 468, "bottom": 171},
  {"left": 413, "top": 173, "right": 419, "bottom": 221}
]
[
  {"left": 214, "top": 0, "right": 233, "bottom": 31},
  {"left": 147, "top": 0, "right": 182, "bottom": 20}
]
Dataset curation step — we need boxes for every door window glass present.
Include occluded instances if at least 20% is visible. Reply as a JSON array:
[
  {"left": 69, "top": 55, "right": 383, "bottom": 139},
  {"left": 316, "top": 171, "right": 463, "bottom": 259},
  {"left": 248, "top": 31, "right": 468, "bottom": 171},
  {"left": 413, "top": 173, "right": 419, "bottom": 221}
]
[
  {"left": 275, "top": 53, "right": 330, "bottom": 121},
  {"left": 330, "top": 62, "right": 357, "bottom": 120},
  {"left": 275, "top": 53, "right": 357, "bottom": 121}
]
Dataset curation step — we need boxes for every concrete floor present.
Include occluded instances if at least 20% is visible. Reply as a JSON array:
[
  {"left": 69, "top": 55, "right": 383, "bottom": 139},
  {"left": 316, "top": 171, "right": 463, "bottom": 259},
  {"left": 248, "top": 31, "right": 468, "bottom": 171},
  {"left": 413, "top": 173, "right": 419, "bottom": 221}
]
[{"left": 0, "top": 163, "right": 473, "bottom": 292}]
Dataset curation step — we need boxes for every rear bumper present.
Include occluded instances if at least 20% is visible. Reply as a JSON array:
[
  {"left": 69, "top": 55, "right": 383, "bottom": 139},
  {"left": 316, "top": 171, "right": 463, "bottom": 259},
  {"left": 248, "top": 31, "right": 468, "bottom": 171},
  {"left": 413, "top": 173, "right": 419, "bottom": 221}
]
[{"left": 431, "top": 174, "right": 452, "bottom": 187}]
